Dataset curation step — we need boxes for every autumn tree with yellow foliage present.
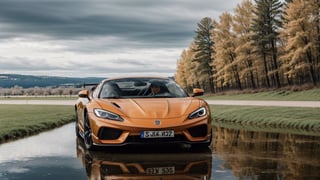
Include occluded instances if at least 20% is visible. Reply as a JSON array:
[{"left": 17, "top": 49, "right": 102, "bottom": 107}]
[
  {"left": 175, "top": 42, "right": 200, "bottom": 92},
  {"left": 280, "top": 0, "right": 320, "bottom": 85},
  {"left": 175, "top": 0, "right": 320, "bottom": 93},
  {"left": 212, "top": 12, "right": 242, "bottom": 91},
  {"left": 233, "top": 0, "right": 258, "bottom": 89}
]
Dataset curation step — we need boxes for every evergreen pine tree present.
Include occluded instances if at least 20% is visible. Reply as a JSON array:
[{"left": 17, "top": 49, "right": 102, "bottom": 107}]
[
  {"left": 251, "top": 0, "right": 283, "bottom": 88},
  {"left": 193, "top": 17, "right": 215, "bottom": 93}
]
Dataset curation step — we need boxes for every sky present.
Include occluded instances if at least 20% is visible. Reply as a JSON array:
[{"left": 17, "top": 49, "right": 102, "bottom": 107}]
[{"left": 0, "top": 0, "right": 239, "bottom": 78}]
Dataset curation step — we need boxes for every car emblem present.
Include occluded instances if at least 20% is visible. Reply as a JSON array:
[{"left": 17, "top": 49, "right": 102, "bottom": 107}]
[{"left": 154, "top": 119, "right": 161, "bottom": 125}]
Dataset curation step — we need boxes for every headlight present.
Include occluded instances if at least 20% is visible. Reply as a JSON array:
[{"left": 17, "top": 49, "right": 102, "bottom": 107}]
[
  {"left": 94, "top": 109, "right": 124, "bottom": 121},
  {"left": 188, "top": 107, "right": 207, "bottom": 119}
]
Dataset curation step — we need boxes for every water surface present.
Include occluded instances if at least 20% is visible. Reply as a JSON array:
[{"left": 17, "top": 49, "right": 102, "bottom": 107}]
[
  {"left": 0, "top": 123, "right": 86, "bottom": 179},
  {"left": 212, "top": 126, "right": 320, "bottom": 179},
  {"left": 0, "top": 123, "right": 319, "bottom": 179}
]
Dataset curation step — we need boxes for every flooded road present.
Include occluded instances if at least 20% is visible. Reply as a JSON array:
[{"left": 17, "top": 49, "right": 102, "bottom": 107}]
[{"left": 0, "top": 123, "right": 319, "bottom": 179}]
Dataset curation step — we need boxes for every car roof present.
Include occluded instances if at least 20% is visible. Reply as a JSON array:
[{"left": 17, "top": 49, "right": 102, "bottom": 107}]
[{"left": 101, "top": 76, "right": 171, "bottom": 83}]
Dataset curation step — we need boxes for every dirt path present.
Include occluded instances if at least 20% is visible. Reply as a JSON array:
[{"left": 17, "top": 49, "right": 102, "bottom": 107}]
[
  {"left": 0, "top": 99, "right": 319, "bottom": 107},
  {"left": 206, "top": 100, "right": 320, "bottom": 108}
]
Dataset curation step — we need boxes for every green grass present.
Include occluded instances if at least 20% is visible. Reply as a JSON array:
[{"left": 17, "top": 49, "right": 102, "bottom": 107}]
[
  {"left": 210, "top": 105, "right": 320, "bottom": 136},
  {"left": 0, "top": 104, "right": 74, "bottom": 143},
  {"left": 204, "top": 88, "right": 320, "bottom": 101}
]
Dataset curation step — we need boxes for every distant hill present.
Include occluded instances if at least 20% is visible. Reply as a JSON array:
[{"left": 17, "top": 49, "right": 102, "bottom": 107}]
[{"left": 0, "top": 74, "right": 105, "bottom": 88}]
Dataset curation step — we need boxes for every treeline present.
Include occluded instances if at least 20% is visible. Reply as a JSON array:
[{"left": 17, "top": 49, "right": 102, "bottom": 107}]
[
  {"left": 0, "top": 74, "right": 104, "bottom": 88},
  {"left": 0, "top": 86, "right": 82, "bottom": 97},
  {"left": 175, "top": 0, "right": 320, "bottom": 93}
]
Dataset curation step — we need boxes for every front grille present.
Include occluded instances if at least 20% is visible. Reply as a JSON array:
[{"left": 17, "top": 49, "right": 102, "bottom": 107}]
[
  {"left": 125, "top": 135, "right": 188, "bottom": 144},
  {"left": 98, "top": 127, "right": 122, "bottom": 140},
  {"left": 188, "top": 125, "right": 207, "bottom": 137}
]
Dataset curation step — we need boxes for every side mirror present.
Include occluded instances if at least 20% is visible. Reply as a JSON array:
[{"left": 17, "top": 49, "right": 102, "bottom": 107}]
[
  {"left": 192, "top": 88, "right": 204, "bottom": 97},
  {"left": 78, "top": 90, "right": 89, "bottom": 98}
]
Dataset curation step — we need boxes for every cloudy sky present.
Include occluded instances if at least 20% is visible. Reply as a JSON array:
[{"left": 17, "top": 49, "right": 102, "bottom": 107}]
[{"left": 0, "top": 0, "right": 239, "bottom": 78}]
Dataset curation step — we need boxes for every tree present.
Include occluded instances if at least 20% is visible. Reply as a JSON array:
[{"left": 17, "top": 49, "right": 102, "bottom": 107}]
[
  {"left": 193, "top": 17, "right": 215, "bottom": 93},
  {"left": 280, "top": 0, "right": 320, "bottom": 85},
  {"left": 251, "top": 0, "right": 283, "bottom": 88},
  {"left": 175, "top": 42, "right": 201, "bottom": 92},
  {"left": 175, "top": 50, "right": 188, "bottom": 89},
  {"left": 316, "top": 0, "right": 320, "bottom": 82},
  {"left": 233, "top": 0, "right": 258, "bottom": 89},
  {"left": 186, "top": 42, "right": 202, "bottom": 91},
  {"left": 212, "top": 12, "right": 242, "bottom": 90}
]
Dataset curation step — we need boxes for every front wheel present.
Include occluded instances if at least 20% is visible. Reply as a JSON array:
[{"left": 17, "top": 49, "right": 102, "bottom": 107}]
[{"left": 84, "top": 113, "right": 96, "bottom": 150}]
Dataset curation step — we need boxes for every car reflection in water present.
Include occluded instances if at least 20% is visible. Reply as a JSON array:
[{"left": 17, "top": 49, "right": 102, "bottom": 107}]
[{"left": 76, "top": 138, "right": 212, "bottom": 180}]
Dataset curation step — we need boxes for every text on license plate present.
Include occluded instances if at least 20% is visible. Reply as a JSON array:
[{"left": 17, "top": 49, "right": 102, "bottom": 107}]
[
  {"left": 140, "top": 130, "right": 174, "bottom": 138},
  {"left": 146, "top": 166, "right": 175, "bottom": 175}
]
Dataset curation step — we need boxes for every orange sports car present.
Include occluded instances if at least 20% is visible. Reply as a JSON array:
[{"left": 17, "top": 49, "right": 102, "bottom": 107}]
[{"left": 75, "top": 77, "right": 212, "bottom": 150}]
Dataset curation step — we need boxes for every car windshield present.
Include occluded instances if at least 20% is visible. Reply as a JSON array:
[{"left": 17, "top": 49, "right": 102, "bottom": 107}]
[{"left": 99, "top": 78, "right": 188, "bottom": 98}]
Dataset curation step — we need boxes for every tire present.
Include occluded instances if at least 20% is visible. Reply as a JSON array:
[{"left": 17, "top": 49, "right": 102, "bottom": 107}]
[
  {"left": 75, "top": 110, "right": 81, "bottom": 138},
  {"left": 84, "top": 113, "right": 96, "bottom": 150}
]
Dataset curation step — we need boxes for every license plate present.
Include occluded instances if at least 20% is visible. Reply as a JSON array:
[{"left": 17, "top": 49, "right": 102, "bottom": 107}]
[
  {"left": 140, "top": 130, "right": 174, "bottom": 138},
  {"left": 146, "top": 166, "right": 175, "bottom": 175}
]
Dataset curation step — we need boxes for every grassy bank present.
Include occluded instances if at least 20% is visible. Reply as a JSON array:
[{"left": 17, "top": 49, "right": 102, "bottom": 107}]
[
  {"left": 205, "top": 88, "right": 320, "bottom": 101},
  {"left": 210, "top": 105, "right": 320, "bottom": 136},
  {"left": 206, "top": 88, "right": 320, "bottom": 136},
  {"left": 0, "top": 104, "right": 74, "bottom": 144}
]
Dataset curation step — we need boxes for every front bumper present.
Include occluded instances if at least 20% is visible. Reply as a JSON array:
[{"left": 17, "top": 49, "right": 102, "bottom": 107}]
[{"left": 88, "top": 113, "right": 212, "bottom": 146}]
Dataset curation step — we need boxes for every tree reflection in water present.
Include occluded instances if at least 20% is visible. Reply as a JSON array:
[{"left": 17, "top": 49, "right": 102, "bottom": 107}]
[{"left": 212, "top": 126, "right": 320, "bottom": 179}]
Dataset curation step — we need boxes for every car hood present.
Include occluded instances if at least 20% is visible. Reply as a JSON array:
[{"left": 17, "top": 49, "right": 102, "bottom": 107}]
[{"left": 96, "top": 98, "right": 201, "bottom": 119}]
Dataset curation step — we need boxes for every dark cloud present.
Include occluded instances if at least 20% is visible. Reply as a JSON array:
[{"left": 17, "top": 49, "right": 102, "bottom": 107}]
[
  {"left": 0, "top": 0, "right": 205, "bottom": 50},
  {"left": 0, "top": 0, "right": 239, "bottom": 77}
]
